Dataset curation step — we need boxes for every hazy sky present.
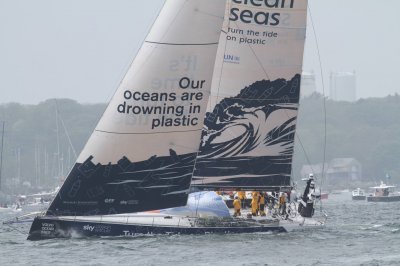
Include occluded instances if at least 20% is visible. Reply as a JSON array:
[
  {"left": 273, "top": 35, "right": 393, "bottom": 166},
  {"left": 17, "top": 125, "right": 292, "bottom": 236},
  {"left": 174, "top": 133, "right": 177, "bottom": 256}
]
[{"left": 1, "top": 0, "right": 399, "bottom": 104}]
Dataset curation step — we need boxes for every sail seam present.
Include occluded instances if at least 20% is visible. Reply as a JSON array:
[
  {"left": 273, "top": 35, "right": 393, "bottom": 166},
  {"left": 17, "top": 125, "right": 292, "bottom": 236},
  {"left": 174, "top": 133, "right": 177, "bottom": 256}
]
[
  {"left": 95, "top": 129, "right": 201, "bottom": 135},
  {"left": 145, "top": 41, "right": 219, "bottom": 46}
]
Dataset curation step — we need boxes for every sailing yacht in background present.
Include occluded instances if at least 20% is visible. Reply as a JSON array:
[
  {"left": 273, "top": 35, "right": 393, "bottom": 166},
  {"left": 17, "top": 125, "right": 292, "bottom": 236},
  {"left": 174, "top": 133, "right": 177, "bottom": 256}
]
[
  {"left": 0, "top": 121, "right": 9, "bottom": 211},
  {"left": 0, "top": 121, "right": 4, "bottom": 193},
  {"left": 28, "top": 0, "right": 325, "bottom": 240}
]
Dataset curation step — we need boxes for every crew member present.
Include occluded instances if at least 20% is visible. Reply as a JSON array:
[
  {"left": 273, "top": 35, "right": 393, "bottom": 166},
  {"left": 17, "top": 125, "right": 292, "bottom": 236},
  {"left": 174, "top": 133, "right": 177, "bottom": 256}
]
[
  {"left": 233, "top": 196, "right": 241, "bottom": 217},
  {"left": 251, "top": 191, "right": 260, "bottom": 216},
  {"left": 266, "top": 193, "right": 274, "bottom": 215},
  {"left": 279, "top": 192, "right": 287, "bottom": 216},
  {"left": 298, "top": 173, "right": 316, "bottom": 217},
  {"left": 259, "top": 192, "right": 266, "bottom": 216},
  {"left": 238, "top": 190, "right": 246, "bottom": 209}
]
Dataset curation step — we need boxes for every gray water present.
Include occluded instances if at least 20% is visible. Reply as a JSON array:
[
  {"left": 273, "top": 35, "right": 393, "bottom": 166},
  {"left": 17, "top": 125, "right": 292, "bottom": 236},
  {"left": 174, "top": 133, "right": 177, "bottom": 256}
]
[{"left": 1, "top": 193, "right": 399, "bottom": 266}]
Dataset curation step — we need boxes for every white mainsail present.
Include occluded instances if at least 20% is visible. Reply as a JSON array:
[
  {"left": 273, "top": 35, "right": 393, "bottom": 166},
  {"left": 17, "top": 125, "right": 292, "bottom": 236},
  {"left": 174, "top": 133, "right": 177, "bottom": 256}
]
[
  {"left": 48, "top": 0, "right": 226, "bottom": 216},
  {"left": 193, "top": 0, "right": 308, "bottom": 190}
]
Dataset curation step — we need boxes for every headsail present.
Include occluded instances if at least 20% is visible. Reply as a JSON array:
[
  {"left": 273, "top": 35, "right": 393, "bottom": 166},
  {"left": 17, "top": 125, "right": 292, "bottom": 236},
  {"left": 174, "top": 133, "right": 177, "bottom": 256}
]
[
  {"left": 192, "top": 0, "right": 308, "bottom": 191},
  {"left": 47, "top": 0, "right": 226, "bottom": 216}
]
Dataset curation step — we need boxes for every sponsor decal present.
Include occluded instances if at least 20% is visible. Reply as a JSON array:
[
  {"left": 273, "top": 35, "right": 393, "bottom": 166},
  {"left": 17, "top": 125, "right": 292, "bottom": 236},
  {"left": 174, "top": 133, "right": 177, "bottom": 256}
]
[
  {"left": 41, "top": 222, "right": 55, "bottom": 236},
  {"left": 83, "top": 224, "right": 112, "bottom": 233},
  {"left": 83, "top": 225, "right": 95, "bottom": 232},
  {"left": 120, "top": 200, "right": 139, "bottom": 205},
  {"left": 104, "top": 199, "right": 115, "bottom": 204},
  {"left": 224, "top": 54, "right": 241, "bottom": 64},
  {"left": 122, "top": 230, "right": 134, "bottom": 237}
]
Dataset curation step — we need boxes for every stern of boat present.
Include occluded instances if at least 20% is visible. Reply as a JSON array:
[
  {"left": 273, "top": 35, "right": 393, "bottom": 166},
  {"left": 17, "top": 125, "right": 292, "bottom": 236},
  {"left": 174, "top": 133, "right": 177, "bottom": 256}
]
[{"left": 281, "top": 212, "right": 327, "bottom": 232}]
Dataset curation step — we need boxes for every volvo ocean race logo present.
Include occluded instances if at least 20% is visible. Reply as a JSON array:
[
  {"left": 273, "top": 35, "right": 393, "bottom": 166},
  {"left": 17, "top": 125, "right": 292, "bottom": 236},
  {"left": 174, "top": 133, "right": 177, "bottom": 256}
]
[{"left": 224, "top": 54, "right": 240, "bottom": 64}]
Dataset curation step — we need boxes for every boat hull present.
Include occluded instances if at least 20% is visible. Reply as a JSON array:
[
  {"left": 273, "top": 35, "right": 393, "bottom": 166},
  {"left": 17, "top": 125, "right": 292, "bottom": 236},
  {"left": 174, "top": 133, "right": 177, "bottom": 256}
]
[
  {"left": 352, "top": 195, "right": 366, "bottom": 200},
  {"left": 366, "top": 195, "right": 400, "bottom": 202},
  {"left": 27, "top": 216, "right": 287, "bottom": 240}
]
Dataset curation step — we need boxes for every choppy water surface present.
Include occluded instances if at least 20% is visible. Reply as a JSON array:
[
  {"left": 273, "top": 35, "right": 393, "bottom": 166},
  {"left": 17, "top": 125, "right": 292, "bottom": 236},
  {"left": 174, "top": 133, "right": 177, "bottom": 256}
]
[{"left": 1, "top": 193, "right": 399, "bottom": 266}]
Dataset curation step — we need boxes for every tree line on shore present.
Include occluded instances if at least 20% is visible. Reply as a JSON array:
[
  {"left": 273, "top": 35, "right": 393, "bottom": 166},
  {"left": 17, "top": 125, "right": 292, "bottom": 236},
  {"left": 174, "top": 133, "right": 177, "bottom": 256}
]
[{"left": 0, "top": 94, "right": 399, "bottom": 194}]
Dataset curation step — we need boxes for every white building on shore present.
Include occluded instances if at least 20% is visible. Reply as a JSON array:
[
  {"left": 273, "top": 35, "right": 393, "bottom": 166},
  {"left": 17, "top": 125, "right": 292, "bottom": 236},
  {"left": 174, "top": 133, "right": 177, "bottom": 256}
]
[
  {"left": 329, "top": 71, "right": 357, "bottom": 102},
  {"left": 301, "top": 71, "right": 317, "bottom": 98}
]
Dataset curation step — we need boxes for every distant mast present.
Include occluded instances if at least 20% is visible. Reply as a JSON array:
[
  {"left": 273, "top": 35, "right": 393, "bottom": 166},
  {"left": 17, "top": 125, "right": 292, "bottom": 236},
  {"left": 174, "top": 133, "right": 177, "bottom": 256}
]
[
  {"left": 193, "top": 0, "right": 308, "bottom": 191},
  {"left": 0, "top": 121, "right": 4, "bottom": 191},
  {"left": 47, "top": 0, "right": 226, "bottom": 216}
]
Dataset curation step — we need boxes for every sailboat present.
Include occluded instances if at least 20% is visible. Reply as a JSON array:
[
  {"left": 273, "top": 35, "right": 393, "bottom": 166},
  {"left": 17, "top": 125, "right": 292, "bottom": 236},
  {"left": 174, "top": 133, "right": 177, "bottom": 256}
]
[
  {"left": 0, "top": 121, "right": 4, "bottom": 192},
  {"left": 28, "top": 0, "right": 325, "bottom": 240},
  {"left": 0, "top": 121, "right": 9, "bottom": 211}
]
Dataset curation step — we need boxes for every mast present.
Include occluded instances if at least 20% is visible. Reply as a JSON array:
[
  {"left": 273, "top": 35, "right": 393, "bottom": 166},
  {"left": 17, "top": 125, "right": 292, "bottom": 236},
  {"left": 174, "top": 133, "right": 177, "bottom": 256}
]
[
  {"left": 0, "top": 121, "right": 4, "bottom": 191},
  {"left": 55, "top": 100, "right": 62, "bottom": 178}
]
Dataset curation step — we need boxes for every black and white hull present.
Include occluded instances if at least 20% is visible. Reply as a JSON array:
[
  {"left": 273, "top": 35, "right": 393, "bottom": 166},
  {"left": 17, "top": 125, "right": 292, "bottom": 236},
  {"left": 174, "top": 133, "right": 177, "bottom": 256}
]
[
  {"left": 352, "top": 195, "right": 366, "bottom": 200},
  {"left": 366, "top": 195, "right": 400, "bottom": 202},
  {"left": 28, "top": 215, "right": 283, "bottom": 240},
  {"left": 27, "top": 212, "right": 325, "bottom": 240}
]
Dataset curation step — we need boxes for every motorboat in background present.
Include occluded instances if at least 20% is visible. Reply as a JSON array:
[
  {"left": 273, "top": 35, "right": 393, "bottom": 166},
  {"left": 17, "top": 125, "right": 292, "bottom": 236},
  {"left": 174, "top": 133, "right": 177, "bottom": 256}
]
[
  {"left": 352, "top": 188, "right": 366, "bottom": 200},
  {"left": 367, "top": 182, "right": 400, "bottom": 202}
]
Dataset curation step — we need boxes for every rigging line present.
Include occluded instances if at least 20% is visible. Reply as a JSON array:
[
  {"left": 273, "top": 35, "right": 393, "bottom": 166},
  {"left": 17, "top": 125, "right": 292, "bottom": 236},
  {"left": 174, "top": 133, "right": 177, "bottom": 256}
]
[
  {"left": 3, "top": 222, "right": 27, "bottom": 236},
  {"left": 294, "top": 122, "right": 314, "bottom": 172},
  {"left": 57, "top": 107, "right": 78, "bottom": 160},
  {"left": 308, "top": 4, "right": 327, "bottom": 202},
  {"left": 191, "top": 145, "right": 206, "bottom": 218},
  {"left": 54, "top": 100, "right": 62, "bottom": 177},
  {"left": 308, "top": 4, "right": 327, "bottom": 212},
  {"left": 232, "top": 20, "right": 271, "bottom": 81}
]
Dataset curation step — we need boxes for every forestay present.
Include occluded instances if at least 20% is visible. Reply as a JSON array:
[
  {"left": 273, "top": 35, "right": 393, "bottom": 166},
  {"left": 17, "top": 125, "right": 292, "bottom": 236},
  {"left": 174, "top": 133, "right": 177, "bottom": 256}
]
[
  {"left": 47, "top": 0, "right": 226, "bottom": 216},
  {"left": 192, "top": 0, "right": 308, "bottom": 191}
]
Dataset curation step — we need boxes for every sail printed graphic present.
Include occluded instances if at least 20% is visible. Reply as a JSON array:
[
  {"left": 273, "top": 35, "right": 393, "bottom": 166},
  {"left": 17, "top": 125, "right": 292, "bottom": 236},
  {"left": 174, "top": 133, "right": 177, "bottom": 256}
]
[
  {"left": 200, "top": 75, "right": 300, "bottom": 159},
  {"left": 194, "top": 75, "right": 300, "bottom": 189},
  {"left": 48, "top": 0, "right": 226, "bottom": 216},
  {"left": 192, "top": 0, "right": 308, "bottom": 190}
]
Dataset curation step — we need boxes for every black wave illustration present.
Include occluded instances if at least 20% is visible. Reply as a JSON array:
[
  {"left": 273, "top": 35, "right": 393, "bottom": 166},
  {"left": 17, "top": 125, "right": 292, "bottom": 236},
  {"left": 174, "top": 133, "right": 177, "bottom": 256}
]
[
  {"left": 193, "top": 74, "right": 301, "bottom": 189},
  {"left": 48, "top": 150, "right": 196, "bottom": 216}
]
